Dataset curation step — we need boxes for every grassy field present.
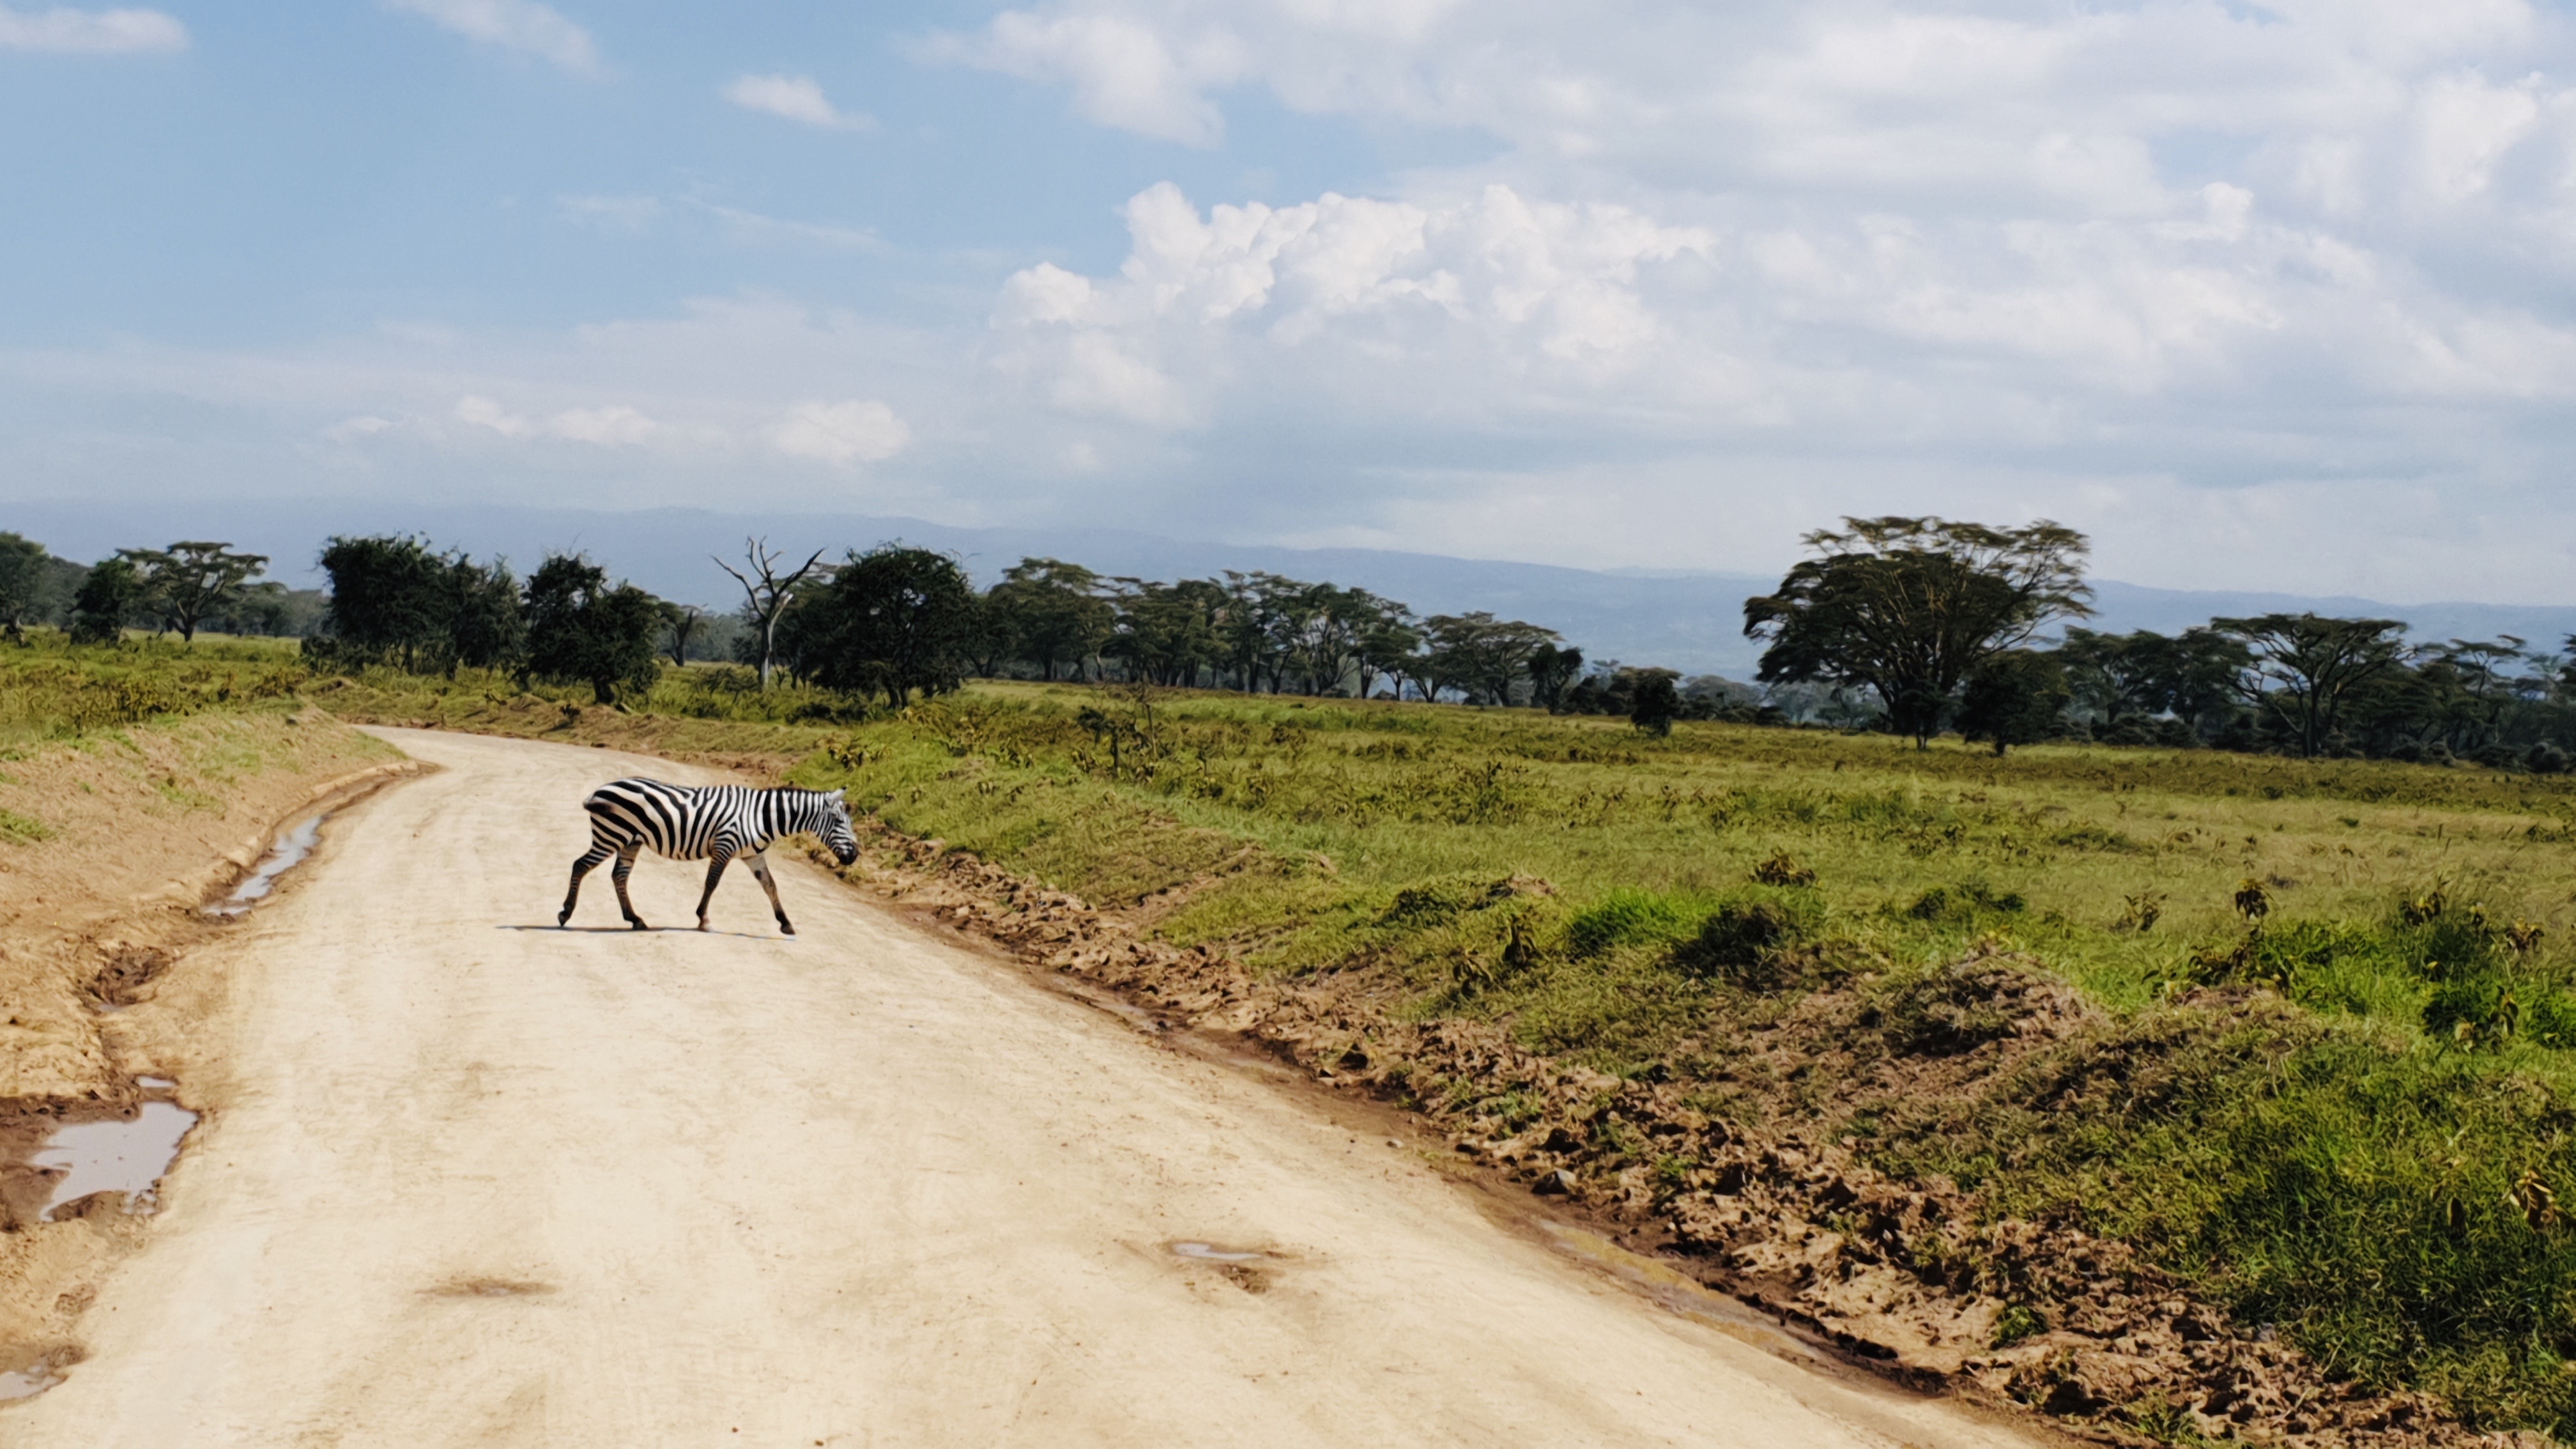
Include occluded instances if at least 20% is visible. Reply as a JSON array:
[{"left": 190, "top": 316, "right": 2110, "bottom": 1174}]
[{"left": 18, "top": 636, "right": 2576, "bottom": 1434}]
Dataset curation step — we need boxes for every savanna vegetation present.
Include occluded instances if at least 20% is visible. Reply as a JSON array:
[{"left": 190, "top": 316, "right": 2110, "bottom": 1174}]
[{"left": 22, "top": 514, "right": 2576, "bottom": 1434}]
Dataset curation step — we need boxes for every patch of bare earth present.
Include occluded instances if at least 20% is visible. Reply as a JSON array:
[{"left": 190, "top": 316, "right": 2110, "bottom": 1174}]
[
  {"left": 821, "top": 824, "right": 2541, "bottom": 1449},
  {"left": 0, "top": 709, "right": 417, "bottom": 1384}
]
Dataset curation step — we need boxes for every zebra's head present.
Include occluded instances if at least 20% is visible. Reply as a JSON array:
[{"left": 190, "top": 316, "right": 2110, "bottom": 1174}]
[{"left": 817, "top": 788, "right": 860, "bottom": 866}]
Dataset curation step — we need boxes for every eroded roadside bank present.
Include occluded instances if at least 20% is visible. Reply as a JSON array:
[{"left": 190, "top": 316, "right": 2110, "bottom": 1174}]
[{"left": 0, "top": 707, "right": 417, "bottom": 1390}]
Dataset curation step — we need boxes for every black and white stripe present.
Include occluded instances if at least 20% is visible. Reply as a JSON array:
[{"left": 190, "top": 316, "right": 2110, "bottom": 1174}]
[{"left": 559, "top": 778, "right": 861, "bottom": 935}]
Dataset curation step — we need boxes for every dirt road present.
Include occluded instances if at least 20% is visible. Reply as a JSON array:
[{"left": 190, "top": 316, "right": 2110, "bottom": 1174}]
[{"left": 14, "top": 730, "right": 2046, "bottom": 1447}]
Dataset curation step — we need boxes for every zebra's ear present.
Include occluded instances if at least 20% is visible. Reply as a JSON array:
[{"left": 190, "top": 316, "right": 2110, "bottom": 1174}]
[{"left": 827, "top": 788, "right": 847, "bottom": 802}]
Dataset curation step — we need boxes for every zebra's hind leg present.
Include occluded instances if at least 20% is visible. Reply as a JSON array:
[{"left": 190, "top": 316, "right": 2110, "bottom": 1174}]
[
  {"left": 560, "top": 842, "right": 615, "bottom": 926},
  {"left": 694, "top": 850, "right": 733, "bottom": 931},
  {"left": 746, "top": 852, "right": 793, "bottom": 935},
  {"left": 611, "top": 847, "right": 648, "bottom": 930}
]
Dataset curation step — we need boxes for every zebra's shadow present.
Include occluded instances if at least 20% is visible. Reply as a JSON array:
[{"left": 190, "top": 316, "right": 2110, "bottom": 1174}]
[{"left": 497, "top": 924, "right": 792, "bottom": 941}]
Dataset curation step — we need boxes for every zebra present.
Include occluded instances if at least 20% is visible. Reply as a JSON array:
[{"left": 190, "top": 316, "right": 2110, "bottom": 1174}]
[{"left": 560, "top": 778, "right": 861, "bottom": 935}]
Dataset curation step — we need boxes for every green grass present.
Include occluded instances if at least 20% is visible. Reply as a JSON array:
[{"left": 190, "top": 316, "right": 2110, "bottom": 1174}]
[
  {"left": 62, "top": 649, "right": 2576, "bottom": 1436},
  {"left": 762, "top": 681, "right": 2576, "bottom": 1433},
  {"left": 0, "top": 629, "right": 312, "bottom": 746}
]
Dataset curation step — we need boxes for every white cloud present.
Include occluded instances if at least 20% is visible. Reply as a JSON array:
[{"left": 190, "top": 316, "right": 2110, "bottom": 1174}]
[
  {"left": 721, "top": 73, "right": 875, "bottom": 132},
  {"left": 773, "top": 399, "right": 910, "bottom": 464},
  {"left": 548, "top": 404, "right": 658, "bottom": 445},
  {"left": 556, "top": 194, "right": 663, "bottom": 232},
  {"left": 455, "top": 394, "right": 533, "bottom": 438},
  {"left": 321, "top": 415, "right": 394, "bottom": 441},
  {"left": 385, "top": 0, "right": 595, "bottom": 73},
  {"left": 990, "top": 181, "right": 1714, "bottom": 426},
  {"left": 0, "top": 5, "right": 185, "bottom": 52},
  {"left": 933, "top": 12, "right": 1241, "bottom": 146},
  {"left": 456, "top": 395, "right": 663, "bottom": 445}
]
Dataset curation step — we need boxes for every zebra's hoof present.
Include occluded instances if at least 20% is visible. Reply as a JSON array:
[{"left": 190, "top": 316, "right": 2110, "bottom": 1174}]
[
  {"left": 556, "top": 910, "right": 571, "bottom": 927},
  {"left": 780, "top": 923, "right": 796, "bottom": 937},
  {"left": 628, "top": 919, "right": 648, "bottom": 931}
]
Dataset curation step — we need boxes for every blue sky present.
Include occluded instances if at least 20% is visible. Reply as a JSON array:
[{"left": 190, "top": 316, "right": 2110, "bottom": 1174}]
[{"left": 8, "top": 1, "right": 2576, "bottom": 601}]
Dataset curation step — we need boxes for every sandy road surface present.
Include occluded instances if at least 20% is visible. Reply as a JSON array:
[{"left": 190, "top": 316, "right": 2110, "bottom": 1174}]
[{"left": 13, "top": 729, "right": 2047, "bottom": 1448}]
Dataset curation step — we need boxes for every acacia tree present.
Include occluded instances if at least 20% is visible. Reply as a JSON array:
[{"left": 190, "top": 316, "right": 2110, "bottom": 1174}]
[
  {"left": 523, "top": 555, "right": 663, "bottom": 703},
  {"left": 2214, "top": 613, "right": 2411, "bottom": 757},
  {"left": 1528, "top": 643, "right": 1586, "bottom": 714},
  {"left": 986, "top": 558, "right": 1114, "bottom": 682},
  {"left": 1105, "top": 577, "right": 1227, "bottom": 687},
  {"left": 1356, "top": 609, "right": 1426, "bottom": 700},
  {"left": 716, "top": 538, "right": 827, "bottom": 692},
  {"left": 121, "top": 541, "right": 268, "bottom": 643},
  {"left": 804, "top": 546, "right": 979, "bottom": 707},
  {"left": 1742, "top": 516, "right": 2094, "bottom": 747}
]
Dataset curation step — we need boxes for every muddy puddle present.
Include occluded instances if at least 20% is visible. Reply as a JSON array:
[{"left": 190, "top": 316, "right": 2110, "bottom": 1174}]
[
  {"left": 1169, "top": 1240, "right": 1276, "bottom": 1264},
  {"left": 0, "top": 1362, "right": 66, "bottom": 1402},
  {"left": 203, "top": 814, "right": 325, "bottom": 917},
  {"left": 29, "top": 1099, "right": 199, "bottom": 1222}
]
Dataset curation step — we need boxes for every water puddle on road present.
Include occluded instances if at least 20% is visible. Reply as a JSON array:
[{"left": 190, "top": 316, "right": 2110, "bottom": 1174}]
[
  {"left": 1169, "top": 1240, "right": 1275, "bottom": 1264},
  {"left": 0, "top": 1362, "right": 66, "bottom": 1402},
  {"left": 29, "top": 1100, "right": 199, "bottom": 1222},
  {"left": 202, "top": 814, "right": 326, "bottom": 917}
]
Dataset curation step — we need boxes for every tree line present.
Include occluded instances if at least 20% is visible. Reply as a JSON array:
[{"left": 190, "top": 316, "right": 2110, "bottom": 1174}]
[
  {"left": 15, "top": 518, "right": 2576, "bottom": 769},
  {"left": 0, "top": 533, "right": 322, "bottom": 643},
  {"left": 1740, "top": 516, "right": 2576, "bottom": 768}
]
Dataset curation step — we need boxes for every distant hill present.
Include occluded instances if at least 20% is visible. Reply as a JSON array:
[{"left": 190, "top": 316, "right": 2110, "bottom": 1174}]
[{"left": 10, "top": 498, "right": 2573, "bottom": 677}]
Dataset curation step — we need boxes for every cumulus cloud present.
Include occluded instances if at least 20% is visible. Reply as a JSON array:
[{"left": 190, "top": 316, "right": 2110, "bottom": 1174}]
[
  {"left": 990, "top": 180, "right": 1713, "bottom": 425},
  {"left": 721, "top": 73, "right": 875, "bottom": 131},
  {"left": 0, "top": 5, "right": 185, "bottom": 52},
  {"left": 773, "top": 399, "right": 911, "bottom": 464},
  {"left": 385, "top": 0, "right": 595, "bottom": 73}
]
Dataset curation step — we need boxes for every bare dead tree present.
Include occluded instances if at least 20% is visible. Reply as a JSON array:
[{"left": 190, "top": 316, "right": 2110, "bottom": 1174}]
[{"left": 715, "top": 538, "right": 826, "bottom": 691}]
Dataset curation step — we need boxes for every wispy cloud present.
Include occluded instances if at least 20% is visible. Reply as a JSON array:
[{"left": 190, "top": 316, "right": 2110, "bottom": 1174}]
[
  {"left": 556, "top": 194, "right": 664, "bottom": 233},
  {"left": 774, "top": 399, "right": 909, "bottom": 464},
  {"left": 721, "top": 73, "right": 875, "bottom": 132},
  {"left": 456, "top": 395, "right": 665, "bottom": 446},
  {"left": 384, "top": 0, "right": 595, "bottom": 73},
  {"left": 0, "top": 4, "right": 185, "bottom": 53}
]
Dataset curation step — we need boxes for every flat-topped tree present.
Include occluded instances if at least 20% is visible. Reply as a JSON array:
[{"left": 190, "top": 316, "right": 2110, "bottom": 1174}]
[
  {"left": 716, "top": 537, "right": 826, "bottom": 691},
  {"left": 1744, "top": 517, "right": 2092, "bottom": 748},
  {"left": 119, "top": 541, "right": 269, "bottom": 643},
  {"left": 2214, "top": 613, "right": 2411, "bottom": 757}
]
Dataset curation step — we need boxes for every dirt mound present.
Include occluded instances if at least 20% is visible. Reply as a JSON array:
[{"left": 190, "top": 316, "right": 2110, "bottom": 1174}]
[{"left": 834, "top": 824, "right": 2541, "bottom": 1448}]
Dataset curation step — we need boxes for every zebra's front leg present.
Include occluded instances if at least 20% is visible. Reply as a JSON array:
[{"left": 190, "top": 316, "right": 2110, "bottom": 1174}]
[
  {"left": 560, "top": 844, "right": 613, "bottom": 926},
  {"left": 694, "top": 850, "right": 733, "bottom": 931},
  {"left": 611, "top": 847, "right": 648, "bottom": 930},
  {"left": 746, "top": 852, "right": 793, "bottom": 935}
]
